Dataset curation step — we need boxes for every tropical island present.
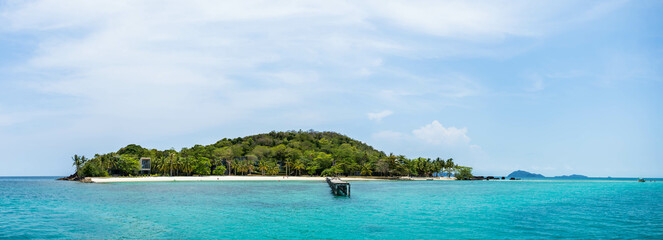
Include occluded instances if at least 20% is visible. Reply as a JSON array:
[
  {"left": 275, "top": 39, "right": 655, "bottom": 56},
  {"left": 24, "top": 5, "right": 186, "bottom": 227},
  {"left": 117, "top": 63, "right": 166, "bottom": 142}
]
[
  {"left": 507, "top": 170, "right": 545, "bottom": 178},
  {"left": 507, "top": 170, "right": 589, "bottom": 179},
  {"left": 63, "top": 130, "right": 473, "bottom": 182}
]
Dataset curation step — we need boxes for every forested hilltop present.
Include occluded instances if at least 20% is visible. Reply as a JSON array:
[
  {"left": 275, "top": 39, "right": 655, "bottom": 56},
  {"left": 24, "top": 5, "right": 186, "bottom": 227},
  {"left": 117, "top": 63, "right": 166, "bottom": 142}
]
[{"left": 71, "top": 130, "right": 472, "bottom": 179}]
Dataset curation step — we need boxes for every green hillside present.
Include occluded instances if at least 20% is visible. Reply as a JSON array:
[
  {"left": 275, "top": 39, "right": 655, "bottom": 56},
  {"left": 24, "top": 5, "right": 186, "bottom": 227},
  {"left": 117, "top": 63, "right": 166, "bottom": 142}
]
[{"left": 73, "top": 130, "right": 470, "bottom": 178}]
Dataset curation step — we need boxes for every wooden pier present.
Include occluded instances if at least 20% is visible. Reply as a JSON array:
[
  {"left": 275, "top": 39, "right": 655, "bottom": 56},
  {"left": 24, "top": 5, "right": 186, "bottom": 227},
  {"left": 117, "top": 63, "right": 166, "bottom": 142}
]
[{"left": 326, "top": 177, "right": 350, "bottom": 197}]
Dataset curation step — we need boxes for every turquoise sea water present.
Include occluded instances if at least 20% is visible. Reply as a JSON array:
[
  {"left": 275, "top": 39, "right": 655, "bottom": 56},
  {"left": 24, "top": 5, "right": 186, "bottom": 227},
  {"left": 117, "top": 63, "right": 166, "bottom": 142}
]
[{"left": 1, "top": 177, "right": 662, "bottom": 239}]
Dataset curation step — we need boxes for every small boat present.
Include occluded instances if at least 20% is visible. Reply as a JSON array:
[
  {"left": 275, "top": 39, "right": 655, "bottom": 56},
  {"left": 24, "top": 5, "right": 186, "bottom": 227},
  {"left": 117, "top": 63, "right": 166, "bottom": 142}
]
[{"left": 638, "top": 178, "right": 645, "bottom": 182}]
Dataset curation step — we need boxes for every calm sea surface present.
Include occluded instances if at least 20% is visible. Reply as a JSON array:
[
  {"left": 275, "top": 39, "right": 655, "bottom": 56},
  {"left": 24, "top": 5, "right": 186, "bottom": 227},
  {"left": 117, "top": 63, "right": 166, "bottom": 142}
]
[{"left": 1, "top": 177, "right": 662, "bottom": 239}]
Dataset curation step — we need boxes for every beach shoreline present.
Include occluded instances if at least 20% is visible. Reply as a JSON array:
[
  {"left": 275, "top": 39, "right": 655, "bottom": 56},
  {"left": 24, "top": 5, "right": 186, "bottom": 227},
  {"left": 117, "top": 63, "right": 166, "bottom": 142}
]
[{"left": 86, "top": 176, "right": 456, "bottom": 183}]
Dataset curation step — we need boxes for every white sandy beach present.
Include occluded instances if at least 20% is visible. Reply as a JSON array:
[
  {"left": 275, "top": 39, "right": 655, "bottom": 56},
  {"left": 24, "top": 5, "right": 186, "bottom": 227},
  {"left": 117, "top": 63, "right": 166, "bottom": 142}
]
[{"left": 87, "top": 176, "right": 456, "bottom": 183}]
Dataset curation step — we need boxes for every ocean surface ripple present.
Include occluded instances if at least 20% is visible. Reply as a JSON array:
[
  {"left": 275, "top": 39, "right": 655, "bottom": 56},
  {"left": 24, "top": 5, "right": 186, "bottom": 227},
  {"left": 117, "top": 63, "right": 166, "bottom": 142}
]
[{"left": 1, "top": 177, "right": 662, "bottom": 239}]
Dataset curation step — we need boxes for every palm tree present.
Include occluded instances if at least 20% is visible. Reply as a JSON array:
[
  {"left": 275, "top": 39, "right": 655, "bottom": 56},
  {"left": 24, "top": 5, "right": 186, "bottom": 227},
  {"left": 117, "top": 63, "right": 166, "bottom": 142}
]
[
  {"left": 158, "top": 156, "right": 170, "bottom": 175},
  {"left": 72, "top": 155, "right": 84, "bottom": 174},
  {"left": 168, "top": 152, "right": 177, "bottom": 176},
  {"left": 257, "top": 160, "right": 268, "bottom": 176},
  {"left": 105, "top": 155, "right": 117, "bottom": 174},
  {"left": 173, "top": 157, "right": 182, "bottom": 176},
  {"left": 445, "top": 158, "right": 455, "bottom": 178},
  {"left": 108, "top": 154, "right": 120, "bottom": 175},
  {"left": 246, "top": 160, "right": 255, "bottom": 175},
  {"left": 150, "top": 157, "right": 160, "bottom": 175},
  {"left": 433, "top": 157, "right": 444, "bottom": 177},
  {"left": 231, "top": 158, "right": 241, "bottom": 175},
  {"left": 424, "top": 158, "right": 433, "bottom": 177},
  {"left": 181, "top": 157, "right": 194, "bottom": 176},
  {"left": 237, "top": 160, "right": 248, "bottom": 175},
  {"left": 244, "top": 154, "right": 257, "bottom": 175},
  {"left": 98, "top": 154, "right": 108, "bottom": 174},
  {"left": 293, "top": 160, "right": 305, "bottom": 176},
  {"left": 268, "top": 162, "right": 280, "bottom": 175},
  {"left": 360, "top": 162, "right": 373, "bottom": 176},
  {"left": 285, "top": 159, "right": 294, "bottom": 176}
]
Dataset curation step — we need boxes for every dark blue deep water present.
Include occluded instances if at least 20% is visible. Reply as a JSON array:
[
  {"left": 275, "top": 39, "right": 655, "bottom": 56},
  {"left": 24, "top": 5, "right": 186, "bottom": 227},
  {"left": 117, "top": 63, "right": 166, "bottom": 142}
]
[{"left": 1, "top": 177, "right": 662, "bottom": 239}]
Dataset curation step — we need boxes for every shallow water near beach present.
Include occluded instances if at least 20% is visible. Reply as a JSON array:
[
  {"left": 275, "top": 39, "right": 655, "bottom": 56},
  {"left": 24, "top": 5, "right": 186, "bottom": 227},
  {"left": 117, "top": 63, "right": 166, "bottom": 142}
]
[{"left": 1, "top": 177, "right": 662, "bottom": 239}]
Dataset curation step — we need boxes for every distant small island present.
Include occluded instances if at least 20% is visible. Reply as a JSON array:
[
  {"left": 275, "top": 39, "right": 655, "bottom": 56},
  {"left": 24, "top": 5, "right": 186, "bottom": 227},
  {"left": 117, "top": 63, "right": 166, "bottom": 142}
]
[
  {"left": 507, "top": 170, "right": 588, "bottom": 179},
  {"left": 508, "top": 170, "right": 544, "bottom": 178},
  {"left": 62, "top": 130, "right": 474, "bottom": 181}
]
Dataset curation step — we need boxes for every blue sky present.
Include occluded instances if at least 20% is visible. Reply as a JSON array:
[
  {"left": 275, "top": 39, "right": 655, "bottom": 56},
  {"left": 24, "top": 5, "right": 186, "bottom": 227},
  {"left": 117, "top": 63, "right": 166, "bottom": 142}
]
[{"left": 1, "top": 0, "right": 661, "bottom": 177}]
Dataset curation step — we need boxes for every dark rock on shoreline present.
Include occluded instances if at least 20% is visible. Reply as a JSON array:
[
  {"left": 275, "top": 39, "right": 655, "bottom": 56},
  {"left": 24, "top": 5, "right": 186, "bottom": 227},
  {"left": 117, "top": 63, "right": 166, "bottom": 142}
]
[{"left": 57, "top": 174, "right": 85, "bottom": 181}]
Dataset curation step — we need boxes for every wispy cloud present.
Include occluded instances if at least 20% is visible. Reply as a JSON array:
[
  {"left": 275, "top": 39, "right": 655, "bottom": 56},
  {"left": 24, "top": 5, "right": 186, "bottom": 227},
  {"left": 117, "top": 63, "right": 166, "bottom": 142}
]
[
  {"left": 412, "top": 120, "right": 471, "bottom": 146},
  {"left": 1, "top": 0, "right": 508, "bottom": 137},
  {"left": 367, "top": 110, "right": 393, "bottom": 122}
]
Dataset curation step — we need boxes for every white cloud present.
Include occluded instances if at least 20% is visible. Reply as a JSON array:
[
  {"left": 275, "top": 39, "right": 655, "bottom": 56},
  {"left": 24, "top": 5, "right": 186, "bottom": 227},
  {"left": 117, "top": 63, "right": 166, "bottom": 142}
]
[
  {"left": 371, "top": 120, "right": 473, "bottom": 148},
  {"left": 369, "top": 121, "right": 483, "bottom": 168},
  {"left": 367, "top": 110, "right": 393, "bottom": 121},
  {"left": 412, "top": 120, "right": 470, "bottom": 146}
]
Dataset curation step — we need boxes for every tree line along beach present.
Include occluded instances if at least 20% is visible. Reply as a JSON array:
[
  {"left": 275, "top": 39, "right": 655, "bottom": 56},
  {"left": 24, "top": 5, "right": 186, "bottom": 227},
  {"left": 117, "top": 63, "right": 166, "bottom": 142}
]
[{"left": 61, "top": 130, "right": 473, "bottom": 182}]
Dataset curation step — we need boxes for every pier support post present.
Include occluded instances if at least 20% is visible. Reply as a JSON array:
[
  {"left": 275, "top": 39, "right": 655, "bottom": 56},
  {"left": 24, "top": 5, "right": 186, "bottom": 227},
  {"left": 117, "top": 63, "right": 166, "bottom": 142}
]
[{"left": 326, "top": 177, "right": 350, "bottom": 197}]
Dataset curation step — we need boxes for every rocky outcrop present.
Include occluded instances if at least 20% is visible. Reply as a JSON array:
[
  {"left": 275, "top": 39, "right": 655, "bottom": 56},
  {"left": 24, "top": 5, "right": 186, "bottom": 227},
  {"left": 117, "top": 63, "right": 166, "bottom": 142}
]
[{"left": 57, "top": 173, "right": 85, "bottom": 181}]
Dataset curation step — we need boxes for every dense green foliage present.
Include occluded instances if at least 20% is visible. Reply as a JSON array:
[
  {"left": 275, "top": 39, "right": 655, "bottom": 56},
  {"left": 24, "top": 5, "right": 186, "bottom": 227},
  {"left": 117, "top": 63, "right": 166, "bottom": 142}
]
[
  {"left": 454, "top": 166, "right": 474, "bottom": 180},
  {"left": 74, "top": 130, "right": 472, "bottom": 178},
  {"left": 79, "top": 158, "right": 109, "bottom": 177}
]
